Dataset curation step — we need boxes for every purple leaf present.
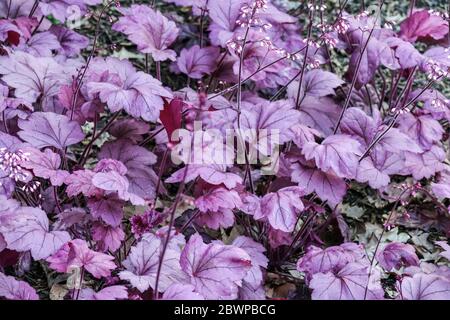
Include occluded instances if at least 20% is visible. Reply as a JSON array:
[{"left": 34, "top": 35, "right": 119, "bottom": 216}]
[
  {"left": 207, "top": 0, "right": 243, "bottom": 46},
  {"left": 397, "top": 113, "right": 444, "bottom": 151},
  {"left": 65, "top": 170, "right": 102, "bottom": 198},
  {"left": 119, "top": 233, "right": 185, "bottom": 293},
  {"left": 376, "top": 242, "right": 419, "bottom": 271},
  {"left": 403, "top": 146, "right": 446, "bottom": 180},
  {"left": 356, "top": 148, "right": 404, "bottom": 189},
  {"left": 47, "top": 239, "right": 116, "bottom": 279},
  {"left": 290, "top": 158, "right": 347, "bottom": 206},
  {"left": 195, "top": 187, "right": 242, "bottom": 213},
  {"left": 18, "top": 112, "right": 84, "bottom": 150},
  {"left": 176, "top": 45, "right": 220, "bottom": 79},
  {"left": 302, "top": 134, "right": 360, "bottom": 179},
  {"left": 239, "top": 100, "right": 301, "bottom": 147},
  {"left": 260, "top": 186, "right": 304, "bottom": 232},
  {"left": 287, "top": 69, "right": 344, "bottom": 98},
  {"left": 79, "top": 285, "right": 128, "bottom": 300},
  {"left": 399, "top": 273, "right": 450, "bottom": 300},
  {"left": 87, "top": 59, "right": 172, "bottom": 122},
  {"left": 92, "top": 223, "right": 125, "bottom": 253},
  {"left": 38, "top": 0, "right": 91, "bottom": 22},
  {"left": 180, "top": 234, "right": 252, "bottom": 299},
  {"left": 194, "top": 187, "right": 241, "bottom": 229},
  {"left": 309, "top": 262, "right": 384, "bottom": 300},
  {"left": 162, "top": 283, "right": 205, "bottom": 300},
  {"left": 0, "top": 51, "right": 68, "bottom": 105},
  {"left": 297, "top": 243, "right": 366, "bottom": 282},
  {"left": 99, "top": 139, "right": 158, "bottom": 201},
  {"left": 108, "top": 119, "right": 150, "bottom": 143},
  {"left": 113, "top": 5, "right": 179, "bottom": 61},
  {"left": 87, "top": 196, "right": 125, "bottom": 227},
  {"left": 0, "top": 206, "right": 71, "bottom": 260},
  {"left": 399, "top": 10, "right": 448, "bottom": 43},
  {"left": 385, "top": 37, "right": 424, "bottom": 69},
  {"left": 435, "top": 241, "right": 450, "bottom": 261},
  {"left": 21, "top": 147, "right": 69, "bottom": 186},
  {"left": 19, "top": 31, "right": 61, "bottom": 57},
  {"left": 432, "top": 170, "right": 450, "bottom": 199},
  {"left": 232, "top": 236, "right": 268, "bottom": 292},
  {"left": 298, "top": 96, "right": 341, "bottom": 136},
  {"left": 49, "top": 25, "right": 89, "bottom": 57},
  {"left": 166, "top": 164, "right": 242, "bottom": 189},
  {"left": 0, "top": 272, "right": 39, "bottom": 300},
  {"left": 92, "top": 171, "right": 129, "bottom": 196}
]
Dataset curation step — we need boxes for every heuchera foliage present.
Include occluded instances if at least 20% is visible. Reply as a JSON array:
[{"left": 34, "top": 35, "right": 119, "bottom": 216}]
[{"left": 0, "top": 0, "right": 449, "bottom": 300}]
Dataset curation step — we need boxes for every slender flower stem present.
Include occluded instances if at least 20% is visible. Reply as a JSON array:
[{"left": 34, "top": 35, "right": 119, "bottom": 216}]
[
  {"left": 2, "top": 111, "right": 9, "bottom": 134},
  {"left": 74, "top": 267, "right": 85, "bottom": 300},
  {"left": 359, "top": 76, "right": 441, "bottom": 161},
  {"left": 294, "top": 8, "right": 314, "bottom": 109},
  {"left": 71, "top": 2, "right": 112, "bottom": 121},
  {"left": 391, "top": 68, "right": 416, "bottom": 111},
  {"left": 28, "top": 0, "right": 39, "bottom": 18},
  {"left": 151, "top": 148, "right": 170, "bottom": 208},
  {"left": 179, "top": 209, "right": 200, "bottom": 233},
  {"left": 235, "top": 4, "right": 258, "bottom": 193},
  {"left": 208, "top": 47, "right": 307, "bottom": 100},
  {"left": 153, "top": 163, "right": 189, "bottom": 299},
  {"left": 6, "top": 0, "right": 12, "bottom": 19},
  {"left": 364, "top": 186, "right": 412, "bottom": 299},
  {"left": 145, "top": 54, "right": 150, "bottom": 73},
  {"left": 199, "top": 7, "right": 207, "bottom": 48},
  {"left": 156, "top": 61, "right": 161, "bottom": 81},
  {"left": 78, "top": 111, "right": 120, "bottom": 166},
  {"left": 54, "top": 186, "right": 62, "bottom": 213},
  {"left": 333, "top": 1, "right": 385, "bottom": 134}
]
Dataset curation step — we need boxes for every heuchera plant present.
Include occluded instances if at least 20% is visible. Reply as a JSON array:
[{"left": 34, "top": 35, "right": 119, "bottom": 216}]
[{"left": 0, "top": 0, "right": 449, "bottom": 300}]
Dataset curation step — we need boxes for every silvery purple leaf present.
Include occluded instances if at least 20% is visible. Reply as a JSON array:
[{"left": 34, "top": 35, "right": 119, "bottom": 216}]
[
  {"left": 176, "top": 45, "right": 220, "bottom": 79},
  {"left": 432, "top": 170, "right": 450, "bottom": 199},
  {"left": 0, "top": 206, "right": 71, "bottom": 260},
  {"left": 399, "top": 273, "right": 450, "bottom": 300},
  {"left": 166, "top": 164, "right": 242, "bottom": 189},
  {"left": 79, "top": 285, "right": 128, "bottom": 300},
  {"left": 87, "top": 58, "right": 172, "bottom": 122},
  {"left": 18, "top": 112, "right": 84, "bottom": 150},
  {"left": 92, "top": 222, "right": 125, "bottom": 253},
  {"left": 207, "top": 0, "right": 243, "bottom": 46},
  {"left": 180, "top": 233, "right": 252, "bottom": 299},
  {"left": 119, "top": 233, "right": 185, "bottom": 293},
  {"left": 399, "top": 10, "right": 448, "bottom": 43},
  {"left": 260, "top": 186, "right": 304, "bottom": 232},
  {"left": 87, "top": 196, "right": 125, "bottom": 227},
  {"left": 21, "top": 147, "right": 69, "bottom": 186},
  {"left": 113, "top": 5, "right": 179, "bottom": 61},
  {"left": 302, "top": 134, "right": 360, "bottom": 179},
  {"left": 49, "top": 25, "right": 89, "bottom": 57},
  {"left": 287, "top": 69, "right": 344, "bottom": 98},
  {"left": 290, "top": 159, "right": 347, "bottom": 206},
  {"left": 162, "top": 283, "right": 205, "bottom": 300},
  {"left": 47, "top": 239, "right": 116, "bottom": 279},
  {"left": 376, "top": 242, "right": 419, "bottom": 271},
  {"left": 99, "top": 139, "right": 158, "bottom": 201},
  {"left": 0, "top": 272, "right": 38, "bottom": 300},
  {"left": 435, "top": 241, "right": 450, "bottom": 261},
  {"left": 403, "top": 146, "right": 446, "bottom": 180},
  {"left": 309, "top": 262, "right": 384, "bottom": 300},
  {"left": 0, "top": 51, "right": 68, "bottom": 105}
]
